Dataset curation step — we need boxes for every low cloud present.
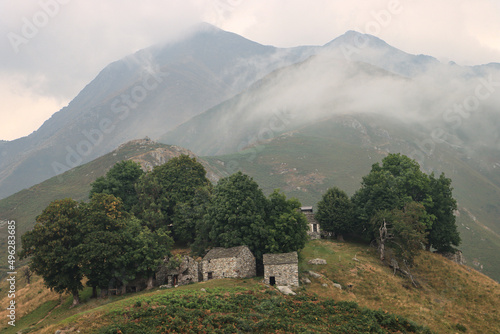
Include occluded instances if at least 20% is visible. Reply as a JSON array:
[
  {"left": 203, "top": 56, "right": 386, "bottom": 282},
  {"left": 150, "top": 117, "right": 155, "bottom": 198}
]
[{"left": 1, "top": 0, "right": 499, "bottom": 140}]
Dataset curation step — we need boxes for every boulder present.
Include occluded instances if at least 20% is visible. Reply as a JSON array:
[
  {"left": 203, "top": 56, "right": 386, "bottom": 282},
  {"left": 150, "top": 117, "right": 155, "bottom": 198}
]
[
  {"left": 308, "top": 258, "right": 327, "bottom": 265},
  {"left": 308, "top": 271, "right": 322, "bottom": 278},
  {"left": 277, "top": 285, "right": 296, "bottom": 295}
]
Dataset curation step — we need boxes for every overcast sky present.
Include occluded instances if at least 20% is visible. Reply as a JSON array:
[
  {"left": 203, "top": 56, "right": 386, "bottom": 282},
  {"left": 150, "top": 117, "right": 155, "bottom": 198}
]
[{"left": 1, "top": 0, "right": 500, "bottom": 141}]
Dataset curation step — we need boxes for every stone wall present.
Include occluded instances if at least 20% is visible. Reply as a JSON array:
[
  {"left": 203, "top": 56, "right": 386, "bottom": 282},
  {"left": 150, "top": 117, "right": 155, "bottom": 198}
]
[
  {"left": 201, "top": 247, "right": 256, "bottom": 281},
  {"left": 156, "top": 255, "right": 201, "bottom": 287},
  {"left": 264, "top": 263, "right": 299, "bottom": 287},
  {"left": 303, "top": 211, "right": 321, "bottom": 239}
]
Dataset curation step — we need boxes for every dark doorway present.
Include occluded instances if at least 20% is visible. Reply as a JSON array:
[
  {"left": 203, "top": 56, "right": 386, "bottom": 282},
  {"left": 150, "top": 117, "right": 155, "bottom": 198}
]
[
  {"left": 173, "top": 275, "right": 178, "bottom": 286},
  {"left": 269, "top": 276, "right": 276, "bottom": 286},
  {"left": 208, "top": 272, "right": 213, "bottom": 280}
]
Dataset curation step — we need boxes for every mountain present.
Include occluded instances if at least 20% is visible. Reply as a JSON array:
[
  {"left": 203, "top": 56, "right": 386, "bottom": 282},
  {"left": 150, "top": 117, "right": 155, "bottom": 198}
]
[
  {"left": 0, "top": 23, "right": 311, "bottom": 199},
  {"left": 2, "top": 27, "right": 500, "bottom": 281},
  {"left": 323, "top": 30, "right": 440, "bottom": 77}
]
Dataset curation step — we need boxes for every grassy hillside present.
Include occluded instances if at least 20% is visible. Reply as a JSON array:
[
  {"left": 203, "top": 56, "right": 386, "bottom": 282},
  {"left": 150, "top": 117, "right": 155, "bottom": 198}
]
[
  {"left": 3, "top": 119, "right": 500, "bottom": 283},
  {"left": 1, "top": 240, "right": 498, "bottom": 333},
  {"left": 203, "top": 116, "right": 500, "bottom": 282}
]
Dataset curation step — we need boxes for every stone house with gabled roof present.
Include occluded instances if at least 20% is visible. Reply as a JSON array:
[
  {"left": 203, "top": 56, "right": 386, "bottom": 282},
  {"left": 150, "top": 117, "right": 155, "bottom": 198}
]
[
  {"left": 263, "top": 251, "right": 299, "bottom": 287},
  {"left": 301, "top": 206, "right": 321, "bottom": 239},
  {"left": 201, "top": 245, "right": 256, "bottom": 281}
]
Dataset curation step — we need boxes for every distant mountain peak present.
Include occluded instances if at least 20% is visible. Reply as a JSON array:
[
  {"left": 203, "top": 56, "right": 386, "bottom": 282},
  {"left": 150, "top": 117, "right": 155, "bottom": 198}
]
[{"left": 325, "top": 30, "right": 390, "bottom": 49}]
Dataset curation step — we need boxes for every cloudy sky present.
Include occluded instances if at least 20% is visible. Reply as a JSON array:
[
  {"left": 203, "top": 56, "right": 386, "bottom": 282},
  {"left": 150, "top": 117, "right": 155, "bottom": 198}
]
[{"left": 1, "top": 0, "right": 500, "bottom": 141}]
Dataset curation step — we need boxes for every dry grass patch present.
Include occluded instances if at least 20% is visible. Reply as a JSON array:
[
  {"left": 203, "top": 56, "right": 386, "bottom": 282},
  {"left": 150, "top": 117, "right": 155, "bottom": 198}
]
[{"left": 300, "top": 239, "right": 500, "bottom": 333}]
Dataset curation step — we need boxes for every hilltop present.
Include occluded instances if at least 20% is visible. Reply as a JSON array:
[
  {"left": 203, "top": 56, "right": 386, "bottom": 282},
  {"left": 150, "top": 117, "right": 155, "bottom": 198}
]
[
  {"left": 0, "top": 239, "right": 498, "bottom": 333},
  {"left": 0, "top": 139, "right": 222, "bottom": 276}
]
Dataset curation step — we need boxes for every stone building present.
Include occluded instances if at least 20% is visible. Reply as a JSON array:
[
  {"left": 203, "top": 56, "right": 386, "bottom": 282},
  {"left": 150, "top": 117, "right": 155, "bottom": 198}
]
[
  {"left": 201, "top": 245, "right": 256, "bottom": 281},
  {"left": 263, "top": 252, "right": 299, "bottom": 287},
  {"left": 156, "top": 255, "right": 201, "bottom": 287},
  {"left": 301, "top": 206, "right": 321, "bottom": 239}
]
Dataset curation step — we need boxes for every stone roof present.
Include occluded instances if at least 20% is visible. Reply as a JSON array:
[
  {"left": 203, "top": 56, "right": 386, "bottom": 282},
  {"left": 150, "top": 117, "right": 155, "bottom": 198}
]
[
  {"left": 263, "top": 252, "right": 298, "bottom": 265},
  {"left": 203, "top": 245, "right": 251, "bottom": 261}
]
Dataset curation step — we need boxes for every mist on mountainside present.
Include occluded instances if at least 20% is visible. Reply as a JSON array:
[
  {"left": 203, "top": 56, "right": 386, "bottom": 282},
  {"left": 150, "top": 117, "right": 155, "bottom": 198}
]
[
  {"left": 161, "top": 44, "right": 500, "bottom": 169},
  {"left": 0, "top": 24, "right": 312, "bottom": 200}
]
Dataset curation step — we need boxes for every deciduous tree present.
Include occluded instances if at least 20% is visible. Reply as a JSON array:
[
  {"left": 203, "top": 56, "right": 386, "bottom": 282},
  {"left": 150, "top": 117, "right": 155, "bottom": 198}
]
[
  {"left": 134, "top": 155, "right": 211, "bottom": 243},
  {"left": 20, "top": 198, "right": 84, "bottom": 306},
  {"left": 266, "top": 190, "right": 309, "bottom": 253},
  {"left": 426, "top": 173, "right": 460, "bottom": 252},
  {"left": 206, "top": 172, "right": 269, "bottom": 260},
  {"left": 315, "top": 187, "right": 354, "bottom": 241},
  {"left": 90, "top": 160, "right": 144, "bottom": 212},
  {"left": 78, "top": 193, "right": 131, "bottom": 297}
]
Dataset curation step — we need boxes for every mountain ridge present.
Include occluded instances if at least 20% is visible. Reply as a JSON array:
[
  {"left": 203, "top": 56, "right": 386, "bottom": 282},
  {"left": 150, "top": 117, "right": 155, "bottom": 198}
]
[{"left": 0, "top": 24, "right": 310, "bottom": 199}]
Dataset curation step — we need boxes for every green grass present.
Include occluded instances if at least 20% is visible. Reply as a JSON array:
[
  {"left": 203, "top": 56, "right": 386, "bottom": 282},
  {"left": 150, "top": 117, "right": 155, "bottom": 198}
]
[
  {"left": 48, "top": 284, "right": 432, "bottom": 334},
  {"left": 2, "top": 300, "right": 60, "bottom": 334}
]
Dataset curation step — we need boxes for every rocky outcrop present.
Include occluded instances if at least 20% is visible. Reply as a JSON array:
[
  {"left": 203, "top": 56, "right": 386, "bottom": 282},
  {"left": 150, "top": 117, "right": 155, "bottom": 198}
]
[{"left": 437, "top": 250, "right": 466, "bottom": 265}]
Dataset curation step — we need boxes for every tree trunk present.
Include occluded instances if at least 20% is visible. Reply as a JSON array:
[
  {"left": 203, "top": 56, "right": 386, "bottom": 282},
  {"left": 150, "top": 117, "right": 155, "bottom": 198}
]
[
  {"left": 71, "top": 291, "right": 80, "bottom": 307},
  {"left": 336, "top": 233, "right": 344, "bottom": 242},
  {"left": 92, "top": 286, "right": 97, "bottom": 299},
  {"left": 146, "top": 276, "right": 154, "bottom": 290},
  {"left": 121, "top": 284, "right": 127, "bottom": 295},
  {"left": 379, "top": 219, "right": 388, "bottom": 261},
  {"left": 425, "top": 243, "right": 431, "bottom": 252}
]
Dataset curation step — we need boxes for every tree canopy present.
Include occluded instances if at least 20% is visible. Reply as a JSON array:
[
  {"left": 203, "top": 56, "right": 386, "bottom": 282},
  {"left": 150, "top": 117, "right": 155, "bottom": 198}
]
[
  {"left": 90, "top": 160, "right": 144, "bottom": 212},
  {"left": 315, "top": 187, "right": 354, "bottom": 241},
  {"left": 351, "top": 153, "right": 460, "bottom": 262},
  {"left": 20, "top": 198, "right": 84, "bottom": 306},
  {"left": 78, "top": 193, "right": 134, "bottom": 296},
  {"left": 266, "top": 190, "right": 309, "bottom": 254},
  {"left": 201, "top": 172, "right": 308, "bottom": 263},
  {"left": 205, "top": 172, "right": 269, "bottom": 260},
  {"left": 134, "top": 155, "right": 212, "bottom": 243},
  {"left": 21, "top": 194, "right": 173, "bottom": 303}
]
